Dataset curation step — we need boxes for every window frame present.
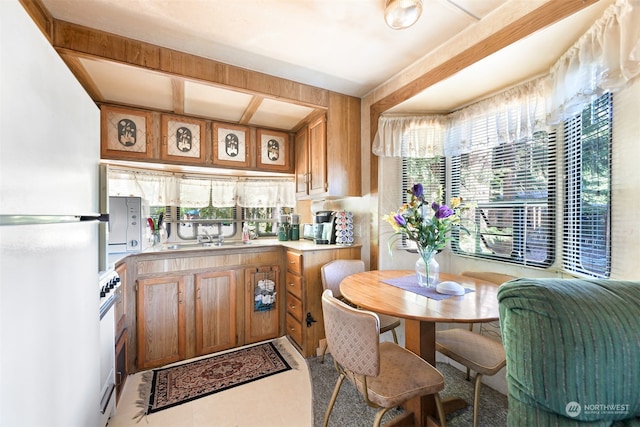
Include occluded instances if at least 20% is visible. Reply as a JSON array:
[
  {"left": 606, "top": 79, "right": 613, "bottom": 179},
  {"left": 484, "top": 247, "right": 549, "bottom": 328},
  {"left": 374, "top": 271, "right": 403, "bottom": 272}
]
[
  {"left": 450, "top": 131, "right": 557, "bottom": 267},
  {"left": 561, "top": 93, "right": 612, "bottom": 278}
]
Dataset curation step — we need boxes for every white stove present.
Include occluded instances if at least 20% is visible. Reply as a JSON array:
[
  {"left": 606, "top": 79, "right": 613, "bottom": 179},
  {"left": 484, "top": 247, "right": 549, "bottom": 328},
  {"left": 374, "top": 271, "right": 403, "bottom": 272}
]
[
  {"left": 99, "top": 269, "right": 121, "bottom": 314},
  {"left": 98, "top": 269, "right": 120, "bottom": 427}
]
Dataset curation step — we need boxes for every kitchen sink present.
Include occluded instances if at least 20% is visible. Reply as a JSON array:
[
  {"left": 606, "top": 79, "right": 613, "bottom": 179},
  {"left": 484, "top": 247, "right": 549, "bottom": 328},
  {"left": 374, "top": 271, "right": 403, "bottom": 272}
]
[
  {"left": 201, "top": 241, "right": 247, "bottom": 247},
  {"left": 163, "top": 241, "right": 249, "bottom": 250}
]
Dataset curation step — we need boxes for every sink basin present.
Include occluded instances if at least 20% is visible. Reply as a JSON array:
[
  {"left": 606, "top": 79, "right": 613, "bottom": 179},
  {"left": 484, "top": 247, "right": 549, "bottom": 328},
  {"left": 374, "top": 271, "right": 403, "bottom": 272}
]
[
  {"left": 205, "top": 241, "right": 247, "bottom": 247},
  {"left": 164, "top": 241, "right": 249, "bottom": 250}
]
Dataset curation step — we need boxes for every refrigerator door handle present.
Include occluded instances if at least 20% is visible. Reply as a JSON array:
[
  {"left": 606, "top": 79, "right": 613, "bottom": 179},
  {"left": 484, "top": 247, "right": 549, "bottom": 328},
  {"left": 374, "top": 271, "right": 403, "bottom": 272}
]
[
  {"left": 0, "top": 214, "right": 109, "bottom": 226},
  {"left": 80, "top": 213, "right": 109, "bottom": 223}
]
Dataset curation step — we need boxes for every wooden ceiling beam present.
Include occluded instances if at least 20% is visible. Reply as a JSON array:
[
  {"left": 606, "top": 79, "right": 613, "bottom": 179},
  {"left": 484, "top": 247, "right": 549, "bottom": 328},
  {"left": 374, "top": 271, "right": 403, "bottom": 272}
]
[
  {"left": 371, "top": 0, "right": 600, "bottom": 116},
  {"left": 51, "top": 20, "right": 329, "bottom": 109},
  {"left": 56, "top": 52, "right": 103, "bottom": 102},
  {"left": 171, "top": 78, "right": 185, "bottom": 115},
  {"left": 239, "top": 96, "right": 263, "bottom": 125}
]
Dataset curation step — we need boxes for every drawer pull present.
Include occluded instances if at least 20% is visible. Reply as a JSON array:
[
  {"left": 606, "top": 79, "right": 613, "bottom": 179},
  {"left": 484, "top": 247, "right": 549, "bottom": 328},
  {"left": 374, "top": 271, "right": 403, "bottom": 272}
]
[
  {"left": 306, "top": 312, "right": 317, "bottom": 327},
  {"left": 289, "top": 282, "right": 295, "bottom": 287},
  {"left": 289, "top": 304, "right": 296, "bottom": 309}
]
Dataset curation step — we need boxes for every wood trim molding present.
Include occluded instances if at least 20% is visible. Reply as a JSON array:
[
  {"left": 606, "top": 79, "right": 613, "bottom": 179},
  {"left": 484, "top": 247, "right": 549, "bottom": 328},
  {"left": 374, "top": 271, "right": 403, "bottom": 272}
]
[
  {"left": 51, "top": 20, "right": 329, "bottom": 109},
  {"left": 19, "top": 0, "right": 53, "bottom": 42},
  {"left": 371, "top": 0, "right": 600, "bottom": 116},
  {"left": 367, "top": 0, "right": 599, "bottom": 270}
]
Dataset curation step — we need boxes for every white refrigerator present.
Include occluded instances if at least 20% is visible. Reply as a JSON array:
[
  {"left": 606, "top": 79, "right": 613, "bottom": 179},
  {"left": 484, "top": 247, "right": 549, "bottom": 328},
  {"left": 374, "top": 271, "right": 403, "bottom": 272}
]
[{"left": 1, "top": 2, "right": 103, "bottom": 426}]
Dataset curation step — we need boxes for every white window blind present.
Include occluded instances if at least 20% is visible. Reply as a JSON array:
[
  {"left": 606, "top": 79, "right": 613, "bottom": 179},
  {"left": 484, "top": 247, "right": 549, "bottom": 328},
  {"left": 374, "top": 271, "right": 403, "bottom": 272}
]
[
  {"left": 451, "top": 131, "right": 556, "bottom": 267},
  {"left": 399, "top": 156, "right": 446, "bottom": 249},
  {"left": 562, "top": 93, "right": 612, "bottom": 278}
]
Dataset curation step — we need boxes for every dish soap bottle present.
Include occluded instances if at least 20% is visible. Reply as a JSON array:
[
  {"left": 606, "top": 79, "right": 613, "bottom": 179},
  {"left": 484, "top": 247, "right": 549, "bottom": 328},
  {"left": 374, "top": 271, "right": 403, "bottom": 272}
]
[{"left": 242, "top": 224, "right": 250, "bottom": 244}]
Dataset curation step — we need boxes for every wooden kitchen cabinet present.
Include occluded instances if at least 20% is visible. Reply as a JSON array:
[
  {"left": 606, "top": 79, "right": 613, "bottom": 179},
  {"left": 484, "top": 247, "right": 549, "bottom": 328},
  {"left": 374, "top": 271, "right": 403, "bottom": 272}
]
[
  {"left": 136, "top": 275, "right": 186, "bottom": 370},
  {"left": 129, "top": 246, "right": 284, "bottom": 372},
  {"left": 195, "top": 270, "right": 237, "bottom": 355},
  {"left": 244, "top": 265, "right": 280, "bottom": 344},
  {"left": 308, "top": 115, "right": 328, "bottom": 196},
  {"left": 294, "top": 125, "right": 310, "bottom": 197},
  {"left": 284, "top": 246, "right": 361, "bottom": 357},
  {"left": 294, "top": 92, "right": 362, "bottom": 199},
  {"left": 136, "top": 271, "right": 238, "bottom": 369},
  {"left": 295, "top": 115, "right": 326, "bottom": 198},
  {"left": 100, "top": 105, "right": 156, "bottom": 161}
]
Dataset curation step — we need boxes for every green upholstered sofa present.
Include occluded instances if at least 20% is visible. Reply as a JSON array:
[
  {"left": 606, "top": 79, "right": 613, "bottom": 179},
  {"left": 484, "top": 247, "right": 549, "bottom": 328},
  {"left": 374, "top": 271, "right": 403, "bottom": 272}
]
[{"left": 498, "top": 278, "right": 640, "bottom": 426}]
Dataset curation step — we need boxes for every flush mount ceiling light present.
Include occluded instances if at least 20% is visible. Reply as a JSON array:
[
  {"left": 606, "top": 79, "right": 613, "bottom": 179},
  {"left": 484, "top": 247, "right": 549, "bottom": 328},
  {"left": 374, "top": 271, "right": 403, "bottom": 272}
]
[{"left": 384, "top": 0, "right": 423, "bottom": 30}]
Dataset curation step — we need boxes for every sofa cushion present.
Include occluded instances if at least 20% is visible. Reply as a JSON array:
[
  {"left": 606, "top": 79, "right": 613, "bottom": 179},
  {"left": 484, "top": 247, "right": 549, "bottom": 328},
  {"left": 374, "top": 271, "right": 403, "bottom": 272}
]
[{"left": 498, "top": 278, "right": 640, "bottom": 425}]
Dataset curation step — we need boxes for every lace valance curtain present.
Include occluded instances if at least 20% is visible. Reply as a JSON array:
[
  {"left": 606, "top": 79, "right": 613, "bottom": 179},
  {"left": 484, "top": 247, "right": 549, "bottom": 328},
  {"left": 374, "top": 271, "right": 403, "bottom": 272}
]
[
  {"left": 179, "top": 178, "right": 237, "bottom": 208},
  {"left": 236, "top": 179, "right": 296, "bottom": 208},
  {"left": 373, "top": 79, "right": 547, "bottom": 158},
  {"left": 373, "top": 0, "right": 639, "bottom": 157},
  {"left": 107, "top": 168, "right": 295, "bottom": 208},
  {"left": 372, "top": 115, "right": 445, "bottom": 158},
  {"left": 445, "top": 78, "right": 547, "bottom": 156},
  {"left": 545, "top": 0, "right": 640, "bottom": 124},
  {"left": 108, "top": 168, "right": 180, "bottom": 206}
]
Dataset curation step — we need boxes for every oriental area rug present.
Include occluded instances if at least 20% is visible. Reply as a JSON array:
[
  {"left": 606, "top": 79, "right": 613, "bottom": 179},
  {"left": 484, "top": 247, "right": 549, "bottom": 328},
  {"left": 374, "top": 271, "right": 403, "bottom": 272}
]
[{"left": 136, "top": 340, "right": 293, "bottom": 418}]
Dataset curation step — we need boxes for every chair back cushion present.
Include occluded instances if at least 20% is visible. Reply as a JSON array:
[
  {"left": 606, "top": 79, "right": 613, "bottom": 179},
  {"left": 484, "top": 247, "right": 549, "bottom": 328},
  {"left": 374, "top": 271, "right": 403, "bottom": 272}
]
[
  {"left": 498, "top": 278, "right": 640, "bottom": 425},
  {"left": 321, "top": 260, "right": 365, "bottom": 298},
  {"left": 321, "top": 289, "right": 380, "bottom": 377}
]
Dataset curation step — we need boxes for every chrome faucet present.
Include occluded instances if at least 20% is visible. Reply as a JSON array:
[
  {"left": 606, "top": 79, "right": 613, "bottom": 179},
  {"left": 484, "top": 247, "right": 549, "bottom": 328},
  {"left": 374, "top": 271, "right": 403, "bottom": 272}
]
[
  {"left": 216, "top": 223, "right": 224, "bottom": 245},
  {"left": 200, "top": 229, "right": 213, "bottom": 243}
]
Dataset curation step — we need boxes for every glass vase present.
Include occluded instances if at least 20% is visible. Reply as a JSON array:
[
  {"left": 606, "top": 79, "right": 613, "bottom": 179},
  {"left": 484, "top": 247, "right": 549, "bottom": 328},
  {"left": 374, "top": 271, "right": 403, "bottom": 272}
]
[{"left": 415, "top": 249, "right": 439, "bottom": 287}]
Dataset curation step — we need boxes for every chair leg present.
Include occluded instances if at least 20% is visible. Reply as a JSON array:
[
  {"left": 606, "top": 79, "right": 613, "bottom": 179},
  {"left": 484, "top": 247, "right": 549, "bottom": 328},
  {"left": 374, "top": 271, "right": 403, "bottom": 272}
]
[
  {"left": 320, "top": 340, "right": 328, "bottom": 363},
  {"left": 323, "top": 372, "right": 345, "bottom": 427},
  {"left": 391, "top": 327, "right": 398, "bottom": 344},
  {"left": 434, "top": 393, "right": 446, "bottom": 427},
  {"left": 465, "top": 367, "right": 471, "bottom": 381},
  {"left": 373, "top": 407, "right": 392, "bottom": 427},
  {"left": 472, "top": 373, "right": 483, "bottom": 427}
]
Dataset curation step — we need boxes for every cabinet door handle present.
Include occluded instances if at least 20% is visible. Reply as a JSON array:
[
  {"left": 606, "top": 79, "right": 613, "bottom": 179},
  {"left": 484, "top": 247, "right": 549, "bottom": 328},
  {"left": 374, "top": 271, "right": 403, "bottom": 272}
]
[{"left": 178, "top": 290, "right": 183, "bottom": 304}]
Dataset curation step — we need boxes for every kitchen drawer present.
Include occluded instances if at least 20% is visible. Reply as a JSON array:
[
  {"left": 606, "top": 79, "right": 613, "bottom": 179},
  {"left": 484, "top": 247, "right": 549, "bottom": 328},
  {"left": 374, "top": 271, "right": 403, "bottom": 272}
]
[
  {"left": 285, "top": 272, "right": 303, "bottom": 299},
  {"left": 286, "top": 251, "right": 303, "bottom": 275},
  {"left": 286, "top": 312, "right": 303, "bottom": 349},
  {"left": 286, "top": 292, "right": 303, "bottom": 322}
]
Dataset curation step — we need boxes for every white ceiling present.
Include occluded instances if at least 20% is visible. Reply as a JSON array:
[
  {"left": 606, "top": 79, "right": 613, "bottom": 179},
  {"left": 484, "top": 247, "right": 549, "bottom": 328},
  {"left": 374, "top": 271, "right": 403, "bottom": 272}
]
[{"left": 39, "top": 0, "right": 612, "bottom": 127}]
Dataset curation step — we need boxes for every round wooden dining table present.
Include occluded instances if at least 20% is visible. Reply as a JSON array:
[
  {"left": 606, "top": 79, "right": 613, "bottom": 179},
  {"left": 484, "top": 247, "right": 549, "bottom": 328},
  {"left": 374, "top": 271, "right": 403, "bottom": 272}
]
[{"left": 340, "top": 270, "right": 500, "bottom": 427}]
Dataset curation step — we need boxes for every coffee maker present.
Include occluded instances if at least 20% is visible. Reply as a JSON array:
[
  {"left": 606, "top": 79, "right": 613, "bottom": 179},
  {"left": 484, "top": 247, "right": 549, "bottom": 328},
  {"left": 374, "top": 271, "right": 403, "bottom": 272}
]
[{"left": 313, "top": 210, "right": 335, "bottom": 244}]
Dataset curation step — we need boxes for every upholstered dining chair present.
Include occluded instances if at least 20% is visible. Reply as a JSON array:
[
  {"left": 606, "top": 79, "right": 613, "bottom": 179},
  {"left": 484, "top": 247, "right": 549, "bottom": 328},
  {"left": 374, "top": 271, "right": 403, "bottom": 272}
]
[
  {"left": 319, "top": 259, "right": 401, "bottom": 362},
  {"left": 321, "top": 289, "right": 446, "bottom": 427},
  {"left": 435, "top": 271, "right": 514, "bottom": 427}
]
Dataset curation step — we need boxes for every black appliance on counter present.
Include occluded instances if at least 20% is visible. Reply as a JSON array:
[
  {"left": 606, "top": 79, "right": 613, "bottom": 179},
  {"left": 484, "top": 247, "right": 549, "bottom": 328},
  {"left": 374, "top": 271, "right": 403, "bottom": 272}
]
[{"left": 313, "top": 210, "right": 336, "bottom": 244}]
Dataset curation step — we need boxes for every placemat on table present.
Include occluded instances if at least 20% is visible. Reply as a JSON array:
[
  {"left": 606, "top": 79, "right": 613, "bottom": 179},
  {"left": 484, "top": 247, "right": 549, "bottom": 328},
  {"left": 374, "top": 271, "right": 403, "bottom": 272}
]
[{"left": 382, "top": 275, "right": 474, "bottom": 300}]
